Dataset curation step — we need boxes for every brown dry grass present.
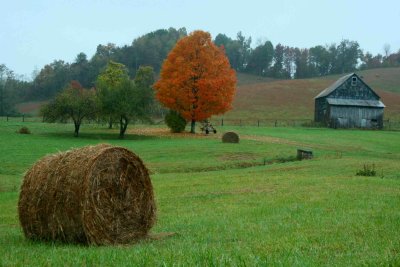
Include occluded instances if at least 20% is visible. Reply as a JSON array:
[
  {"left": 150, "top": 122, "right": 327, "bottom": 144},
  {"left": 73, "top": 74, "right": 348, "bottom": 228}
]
[
  {"left": 128, "top": 127, "right": 220, "bottom": 139},
  {"left": 16, "top": 101, "right": 48, "bottom": 115},
  {"left": 220, "top": 68, "right": 400, "bottom": 120}
]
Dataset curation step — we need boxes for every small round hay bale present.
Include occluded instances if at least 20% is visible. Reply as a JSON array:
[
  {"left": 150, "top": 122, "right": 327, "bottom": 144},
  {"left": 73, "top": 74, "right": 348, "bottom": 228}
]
[
  {"left": 18, "top": 144, "right": 156, "bottom": 245},
  {"left": 222, "top": 132, "right": 240, "bottom": 143}
]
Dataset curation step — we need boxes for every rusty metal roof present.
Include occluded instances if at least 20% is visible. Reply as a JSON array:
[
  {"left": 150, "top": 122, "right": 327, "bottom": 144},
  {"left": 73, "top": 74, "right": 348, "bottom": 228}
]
[{"left": 326, "top": 98, "right": 385, "bottom": 108}]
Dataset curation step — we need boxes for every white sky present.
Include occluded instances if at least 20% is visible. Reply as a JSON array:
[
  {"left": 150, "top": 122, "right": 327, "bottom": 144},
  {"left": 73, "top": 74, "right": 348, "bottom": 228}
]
[{"left": 1, "top": 0, "right": 399, "bottom": 77}]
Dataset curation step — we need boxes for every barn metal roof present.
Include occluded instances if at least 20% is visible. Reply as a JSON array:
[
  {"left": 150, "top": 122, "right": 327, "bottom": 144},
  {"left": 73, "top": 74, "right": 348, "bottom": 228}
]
[
  {"left": 315, "top": 73, "right": 354, "bottom": 99},
  {"left": 326, "top": 98, "right": 386, "bottom": 108}
]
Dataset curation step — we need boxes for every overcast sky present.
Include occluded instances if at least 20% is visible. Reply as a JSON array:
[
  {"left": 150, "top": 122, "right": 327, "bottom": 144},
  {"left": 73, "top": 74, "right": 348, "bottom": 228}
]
[{"left": 1, "top": 0, "right": 399, "bottom": 78}]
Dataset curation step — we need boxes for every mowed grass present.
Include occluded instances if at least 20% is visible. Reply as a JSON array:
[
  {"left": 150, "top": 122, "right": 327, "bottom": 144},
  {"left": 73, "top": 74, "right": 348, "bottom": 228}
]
[{"left": 1, "top": 121, "right": 400, "bottom": 266}]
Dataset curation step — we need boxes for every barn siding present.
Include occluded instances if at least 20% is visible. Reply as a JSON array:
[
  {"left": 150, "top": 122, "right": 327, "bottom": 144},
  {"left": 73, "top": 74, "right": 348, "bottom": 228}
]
[
  {"left": 328, "top": 106, "right": 383, "bottom": 129},
  {"left": 314, "top": 98, "right": 326, "bottom": 122},
  {"left": 328, "top": 78, "right": 379, "bottom": 100}
]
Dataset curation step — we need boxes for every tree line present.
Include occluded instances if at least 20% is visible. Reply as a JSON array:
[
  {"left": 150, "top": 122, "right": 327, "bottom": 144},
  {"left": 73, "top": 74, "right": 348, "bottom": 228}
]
[
  {"left": 1, "top": 27, "right": 400, "bottom": 116},
  {"left": 41, "top": 63, "right": 155, "bottom": 138}
]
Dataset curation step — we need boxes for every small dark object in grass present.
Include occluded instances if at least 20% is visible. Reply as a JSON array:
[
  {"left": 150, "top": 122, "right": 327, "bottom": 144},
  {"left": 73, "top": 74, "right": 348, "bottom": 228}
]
[
  {"left": 356, "top": 164, "right": 376, "bottom": 177},
  {"left": 222, "top": 132, "right": 239, "bottom": 143},
  {"left": 297, "top": 149, "right": 313, "bottom": 160},
  {"left": 18, "top": 127, "right": 31, "bottom": 134}
]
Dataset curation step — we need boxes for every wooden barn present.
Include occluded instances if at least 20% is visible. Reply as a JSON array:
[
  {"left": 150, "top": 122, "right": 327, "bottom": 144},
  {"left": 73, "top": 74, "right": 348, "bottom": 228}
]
[{"left": 314, "top": 73, "right": 385, "bottom": 129}]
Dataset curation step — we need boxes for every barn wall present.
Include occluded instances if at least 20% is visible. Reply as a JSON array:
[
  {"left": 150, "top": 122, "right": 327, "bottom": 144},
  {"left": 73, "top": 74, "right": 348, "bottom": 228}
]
[
  {"left": 328, "top": 106, "right": 384, "bottom": 129},
  {"left": 314, "top": 98, "right": 327, "bottom": 122},
  {"left": 328, "top": 76, "right": 379, "bottom": 100}
]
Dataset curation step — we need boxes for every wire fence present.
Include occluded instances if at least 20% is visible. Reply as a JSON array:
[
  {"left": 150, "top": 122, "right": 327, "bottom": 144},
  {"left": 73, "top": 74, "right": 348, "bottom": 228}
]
[
  {"left": 209, "top": 118, "right": 314, "bottom": 128},
  {"left": 1, "top": 115, "right": 400, "bottom": 130}
]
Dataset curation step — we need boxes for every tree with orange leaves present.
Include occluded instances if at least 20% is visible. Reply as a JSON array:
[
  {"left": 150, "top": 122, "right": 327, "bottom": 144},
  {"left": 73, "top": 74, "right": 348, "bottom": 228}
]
[{"left": 154, "top": 30, "right": 236, "bottom": 133}]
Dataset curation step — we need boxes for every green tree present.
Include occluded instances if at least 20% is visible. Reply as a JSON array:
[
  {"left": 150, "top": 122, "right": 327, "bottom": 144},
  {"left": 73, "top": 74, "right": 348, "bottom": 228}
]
[
  {"left": 246, "top": 41, "right": 274, "bottom": 76},
  {"left": 309, "top": 45, "right": 331, "bottom": 76},
  {"left": 131, "top": 28, "right": 187, "bottom": 73},
  {"left": 0, "top": 64, "right": 29, "bottom": 116},
  {"left": 271, "top": 43, "right": 286, "bottom": 78},
  {"left": 331, "top": 40, "right": 361, "bottom": 74},
  {"left": 216, "top": 32, "right": 252, "bottom": 71},
  {"left": 0, "top": 64, "right": 12, "bottom": 116},
  {"left": 70, "top": 52, "right": 91, "bottom": 88},
  {"left": 283, "top": 46, "right": 296, "bottom": 78},
  {"left": 41, "top": 82, "right": 97, "bottom": 137},
  {"left": 133, "top": 66, "right": 156, "bottom": 120},
  {"left": 31, "top": 60, "right": 71, "bottom": 99},
  {"left": 294, "top": 48, "right": 312, "bottom": 79},
  {"left": 96, "top": 61, "right": 154, "bottom": 138}
]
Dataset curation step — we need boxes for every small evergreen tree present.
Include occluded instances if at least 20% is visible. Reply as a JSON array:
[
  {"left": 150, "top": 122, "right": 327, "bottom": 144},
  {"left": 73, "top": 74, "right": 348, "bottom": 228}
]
[{"left": 165, "top": 110, "right": 187, "bottom": 133}]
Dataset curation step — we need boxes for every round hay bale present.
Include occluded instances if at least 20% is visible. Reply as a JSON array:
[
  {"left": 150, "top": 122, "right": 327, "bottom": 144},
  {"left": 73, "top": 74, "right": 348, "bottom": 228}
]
[
  {"left": 222, "top": 132, "right": 239, "bottom": 143},
  {"left": 18, "top": 144, "right": 156, "bottom": 245}
]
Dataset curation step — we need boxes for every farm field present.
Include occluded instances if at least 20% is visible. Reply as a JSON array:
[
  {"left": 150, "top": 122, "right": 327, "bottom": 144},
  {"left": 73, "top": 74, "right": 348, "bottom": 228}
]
[
  {"left": 1, "top": 121, "right": 400, "bottom": 265},
  {"left": 220, "top": 67, "right": 400, "bottom": 121}
]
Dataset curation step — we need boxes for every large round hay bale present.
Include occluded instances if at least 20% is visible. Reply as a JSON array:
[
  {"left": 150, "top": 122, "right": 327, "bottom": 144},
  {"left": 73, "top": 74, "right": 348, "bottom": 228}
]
[
  {"left": 18, "top": 144, "right": 156, "bottom": 245},
  {"left": 222, "top": 132, "right": 239, "bottom": 143}
]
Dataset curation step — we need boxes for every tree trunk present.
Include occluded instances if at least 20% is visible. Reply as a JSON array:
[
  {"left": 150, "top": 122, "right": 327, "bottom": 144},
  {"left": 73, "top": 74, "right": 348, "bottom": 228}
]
[
  {"left": 108, "top": 117, "right": 113, "bottom": 129},
  {"left": 119, "top": 115, "right": 129, "bottom": 139},
  {"left": 190, "top": 120, "right": 196, "bottom": 134},
  {"left": 74, "top": 121, "right": 81, "bottom": 137}
]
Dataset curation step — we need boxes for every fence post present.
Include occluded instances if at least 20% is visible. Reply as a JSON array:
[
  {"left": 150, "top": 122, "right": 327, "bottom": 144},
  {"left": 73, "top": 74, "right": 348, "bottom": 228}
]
[
  {"left": 22, "top": 114, "right": 25, "bottom": 122},
  {"left": 6, "top": 115, "right": 9, "bottom": 122},
  {"left": 257, "top": 120, "right": 260, "bottom": 127},
  {"left": 221, "top": 118, "right": 224, "bottom": 126}
]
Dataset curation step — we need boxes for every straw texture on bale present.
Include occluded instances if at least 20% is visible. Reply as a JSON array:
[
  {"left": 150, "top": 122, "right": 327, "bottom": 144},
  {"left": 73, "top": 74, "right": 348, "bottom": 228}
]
[
  {"left": 222, "top": 132, "right": 240, "bottom": 143},
  {"left": 18, "top": 144, "right": 156, "bottom": 245}
]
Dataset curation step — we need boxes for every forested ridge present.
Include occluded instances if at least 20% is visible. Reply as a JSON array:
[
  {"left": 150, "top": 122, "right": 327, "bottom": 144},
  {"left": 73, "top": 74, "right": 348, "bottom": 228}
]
[{"left": 1, "top": 27, "right": 400, "bottom": 116}]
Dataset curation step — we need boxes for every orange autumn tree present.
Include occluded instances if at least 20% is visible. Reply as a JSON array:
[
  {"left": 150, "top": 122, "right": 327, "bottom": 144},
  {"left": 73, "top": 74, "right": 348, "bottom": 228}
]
[{"left": 154, "top": 30, "right": 236, "bottom": 133}]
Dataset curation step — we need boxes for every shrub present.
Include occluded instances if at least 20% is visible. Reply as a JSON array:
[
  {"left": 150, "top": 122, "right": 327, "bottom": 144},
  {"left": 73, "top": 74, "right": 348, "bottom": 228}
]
[
  {"left": 356, "top": 164, "right": 376, "bottom": 177},
  {"left": 18, "top": 127, "right": 31, "bottom": 134},
  {"left": 165, "top": 110, "right": 187, "bottom": 133}
]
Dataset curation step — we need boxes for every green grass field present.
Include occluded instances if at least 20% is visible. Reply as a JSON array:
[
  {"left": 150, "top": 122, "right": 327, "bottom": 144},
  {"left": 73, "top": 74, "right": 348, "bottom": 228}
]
[{"left": 1, "top": 121, "right": 400, "bottom": 266}]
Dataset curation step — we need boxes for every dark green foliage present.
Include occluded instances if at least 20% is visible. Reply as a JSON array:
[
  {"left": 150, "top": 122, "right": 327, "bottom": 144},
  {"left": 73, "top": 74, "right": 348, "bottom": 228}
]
[
  {"left": 31, "top": 60, "right": 72, "bottom": 99},
  {"left": 18, "top": 127, "right": 31, "bottom": 134},
  {"left": 356, "top": 164, "right": 377, "bottom": 177},
  {"left": 41, "top": 82, "right": 98, "bottom": 137},
  {"left": 165, "top": 110, "right": 187, "bottom": 133},
  {"left": 246, "top": 41, "right": 274, "bottom": 76},
  {"left": 271, "top": 43, "right": 291, "bottom": 78},
  {"left": 132, "top": 28, "right": 187, "bottom": 73},
  {"left": 96, "top": 62, "right": 156, "bottom": 138},
  {"left": 0, "top": 64, "right": 28, "bottom": 116},
  {"left": 215, "top": 32, "right": 252, "bottom": 72}
]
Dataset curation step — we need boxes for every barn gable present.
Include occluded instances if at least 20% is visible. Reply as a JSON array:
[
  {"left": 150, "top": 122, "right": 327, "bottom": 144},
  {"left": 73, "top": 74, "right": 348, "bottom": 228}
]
[{"left": 314, "top": 73, "right": 385, "bottom": 129}]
